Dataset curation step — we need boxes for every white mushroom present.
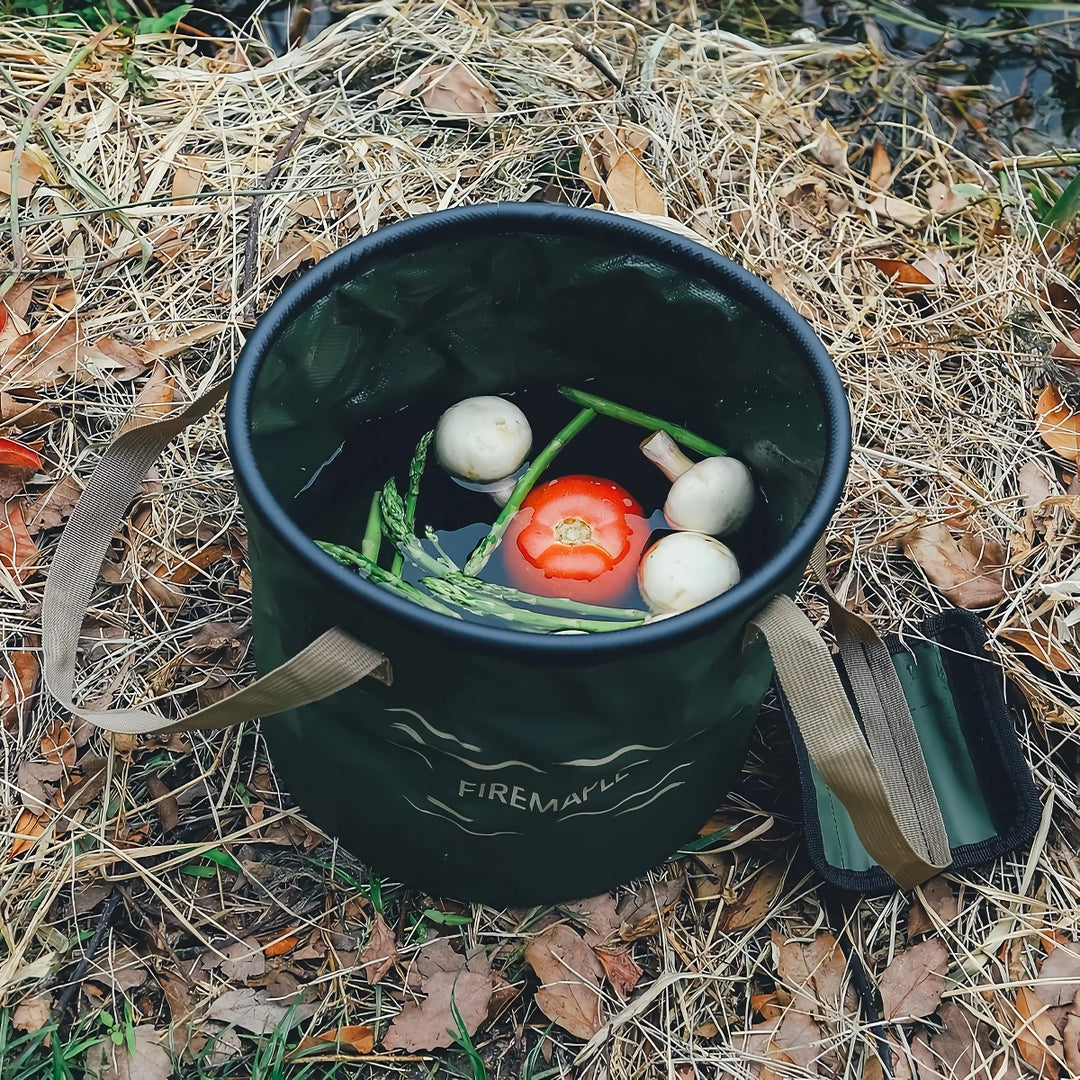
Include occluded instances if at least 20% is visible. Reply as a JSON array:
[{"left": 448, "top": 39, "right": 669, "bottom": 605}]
[
  {"left": 640, "top": 430, "right": 754, "bottom": 536},
  {"left": 435, "top": 397, "right": 532, "bottom": 504},
  {"left": 637, "top": 532, "right": 741, "bottom": 614}
]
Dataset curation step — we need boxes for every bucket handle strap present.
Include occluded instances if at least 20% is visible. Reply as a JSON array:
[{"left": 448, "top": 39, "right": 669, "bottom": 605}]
[
  {"left": 42, "top": 377, "right": 391, "bottom": 738},
  {"left": 746, "top": 552, "right": 951, "bottom": 889}
]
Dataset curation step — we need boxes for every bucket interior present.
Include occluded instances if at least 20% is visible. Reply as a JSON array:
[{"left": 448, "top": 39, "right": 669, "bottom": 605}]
[{"left": 247, "top": 223, "right": 834, "bottom": 573}]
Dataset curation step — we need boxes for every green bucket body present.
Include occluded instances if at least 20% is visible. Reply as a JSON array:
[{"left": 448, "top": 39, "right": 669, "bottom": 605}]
[{"left": 228, "top": 204, "right": 850, "bottom": 906}]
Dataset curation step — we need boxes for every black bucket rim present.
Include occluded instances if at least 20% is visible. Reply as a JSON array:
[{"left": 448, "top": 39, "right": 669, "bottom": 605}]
[{"left": 227, "top": 202, "right": 851, "bottom": 659}]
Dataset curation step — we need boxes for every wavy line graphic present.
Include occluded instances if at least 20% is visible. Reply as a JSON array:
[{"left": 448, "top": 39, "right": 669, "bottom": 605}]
[
  {"left": 397, "top": 744, "right": 434, "bottom": 771},
  {"left": 386, "top": 707, "right": 482, "bottom": 753},
  {"left": 555, "top": 742, "right": 676, "bottom": 768},
  {"left": 390, "top": 722, "right": 545, "bottom": 774},
  {"left": 403, "top": 796, "right": 522, "bottom": 837},
  {"left": 613, "top": 781, "right": 686, "bottom": 817},
  {"left": 557, "top": 761, "right": 695, "bottom": 821},
  {"left": 427, "top": 796, "right": 473, "bottom": 822}
]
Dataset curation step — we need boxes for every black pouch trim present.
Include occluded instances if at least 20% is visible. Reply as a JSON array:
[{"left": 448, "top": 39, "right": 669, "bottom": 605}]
[{"left": 777, "top": 608, "right": 1043, "bottom": 894}]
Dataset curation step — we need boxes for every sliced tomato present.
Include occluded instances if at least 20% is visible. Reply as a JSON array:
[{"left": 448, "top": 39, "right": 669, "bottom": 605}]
[{"left": 502, "top": 475, "right": 650, "bottom": 604}]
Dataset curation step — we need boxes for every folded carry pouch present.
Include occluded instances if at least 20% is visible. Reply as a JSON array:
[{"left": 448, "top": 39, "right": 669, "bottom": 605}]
[{"left": 770, "top": 575, "right": 1044, "bottom": 894}]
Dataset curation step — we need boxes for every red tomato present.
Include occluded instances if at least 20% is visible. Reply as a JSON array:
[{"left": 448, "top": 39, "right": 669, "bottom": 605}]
[{"left": 502, "top": 475, "right": 651, "bottom": 603}]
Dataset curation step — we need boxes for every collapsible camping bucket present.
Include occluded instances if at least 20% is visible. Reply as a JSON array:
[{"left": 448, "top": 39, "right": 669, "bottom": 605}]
[{"left": 43, "top": 204, "right": 851, "bottom": 907}]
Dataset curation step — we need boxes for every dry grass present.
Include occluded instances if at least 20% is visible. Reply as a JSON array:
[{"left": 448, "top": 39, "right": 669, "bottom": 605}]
[{"left": 1, "top": 2, "right": 1079, "bottom": 1077}]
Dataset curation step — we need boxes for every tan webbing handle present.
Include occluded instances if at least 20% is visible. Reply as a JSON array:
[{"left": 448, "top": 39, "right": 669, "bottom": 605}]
[
  {"left": 42, "top": 378, "right": 390, "bottom": 738},
  {"left": 747, "top": 548, "right": 951, "bottom": 889}
]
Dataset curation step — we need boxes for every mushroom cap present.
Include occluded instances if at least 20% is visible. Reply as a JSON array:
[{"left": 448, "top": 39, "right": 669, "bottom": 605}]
[
  {"left": 664, "top": 456, "right": 754, "bottom": 536},
  {"left": 637, "top": 532, "right": 741, "bottom": 614},
  {"left": 434, "top": 396, "right": 532, "bottom": 482}
]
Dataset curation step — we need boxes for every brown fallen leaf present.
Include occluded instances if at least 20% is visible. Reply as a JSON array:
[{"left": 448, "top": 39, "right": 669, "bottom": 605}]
[
  {"left": 722, "top": 861, "right": 785, "bottom": 933},
  {"left": 1014, "top": 986, "right": 1064, "bottom": 1079},
  {"left": 293, "top": 1024, "right": 375, "bottom": 1055},
  {"left": 171, "top": 154, "right": 207, "bottom": 207},
  {"left": 158, "top": 973, "right": 195, "bottom": 1054},
  {"left": 750, "top": 992, "right": 787, "bottom": 1021},
  {"left": 13, "top": 995, "right": 51, "bottom": 1034},
  {"left": 143, "top": 775, "right": 179, "bottom": 834},
  {"left": 524, "top": 923, "right": 604, "bottom": 1040},
  {"left": 87, "top": 944, "right": 148, "bottom": 993},
  {"left": 24, "top": 475, "right": 82, "bottom": 535},
  {"left": 774, "top": 932, "right": 852, "bottom": 1019},
  {"left": 208, "top": 986, "right": 315, "bottom": 1034},
  {"left": 7, "top": 806, "right": 49, "bottom": 860},
  {"left": 212, "top": 937, "right": 266, "bottom": 982},
  {"left": 927, "top": 181, "right": 971, "bottom": 216},
  {"left": 41, "top": 719, "right": 76, "bottom": 768},
  {"left": 1035, "top": 941, "right": 1080, "bottom": 1007},
  {"left": 264, "top": 928, "right": 300, "bottom": 958},
  {"left": 879, "top": 939, "right": 949, "bottom": 1020},
  {"left": 869, "top": 141, "right": 893, "bottom": 191},
  {"left": 142, "top": 323, "right": 228, "bottom": 360},
  {"left": 866, "top": 195, "right": 929, "bottom": 228},
  {"left": 595, "top": 948, "right": 642, "bottom": 1001},
  {"left": 377, "top": 62, "right": 498, "bottom": 117},
  {"left": 17, "top": 760, "right": 62, "bottom": 811},
  {"left": 359, "top": 911, "right": 397, "bottom": 985},
  {"left": 83, "top": 1025, "right": 172, "bottom": 1080},
  {"left": 382, "top": 970, "right": 492, "bottom": 1051},
  {"left": 561, "top": 893, "right": 620, "bottom": 948},
  {"left": 998, "top": 621, "right": 1079, "bottom": 674},
  {"left": 2, "top": 650, "right": 39, "bottom": 731},
  {"left": 899, "top": 521, "right": 1009, "bottom": 608},
  {"left": 127, "top": 362, "right": 175, "bottom": 425},
  {"left": 1064, "top": 1010, "right": 1080, "bottom": 1076},
  {"left": 0, "top": 149, "right": 44, "bottom": 200},
  {"left": 907, "top": 876, "right": 958, "bottom": 937},
  {"left": 920, "top": 1000, "right": 1021, "bottom": 1080},
  {"left": 617, "top": 875, "right": 683, "bottom": 941},
  {"left": 740, "top": 1010, "right": 827, "bottom": 1073},
  {"left": 1036, "top": 384, "right": 1080, "bottom": 462},
  {"left": 811, "top": 119, "right": 848, "bottom": 170},
  {"left": 1, "top": 318, "right": 81, "bottom": 388},
  {"left": 605, "top": 152, "right": 666, "bottom": 217},
  {"left": 83, "top": 336, "right": 147, "bottom": 382},
  {"left": 864, "top": 258, "right": 934, "bottom": 288},
  {"left": 265, "top": 233, "right": 332, "bottom": 279},
  {"left": 0, "top": 500, "right": 39, "bottom": 584}
]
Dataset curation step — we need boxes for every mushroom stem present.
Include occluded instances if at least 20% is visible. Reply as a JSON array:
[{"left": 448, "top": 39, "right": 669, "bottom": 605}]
[{"left": 640, "top": 429, "right": 695, "bottom": 482}]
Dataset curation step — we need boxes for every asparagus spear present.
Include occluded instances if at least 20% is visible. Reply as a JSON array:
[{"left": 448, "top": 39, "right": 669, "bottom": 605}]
[{"left": 391, "top": 430, "right": 433, "bottom": 576}]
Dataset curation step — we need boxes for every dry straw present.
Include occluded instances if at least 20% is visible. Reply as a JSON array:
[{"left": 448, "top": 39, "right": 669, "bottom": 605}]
[{"left": 1, "top": 2, "right": 1078, "bottom": 1076}]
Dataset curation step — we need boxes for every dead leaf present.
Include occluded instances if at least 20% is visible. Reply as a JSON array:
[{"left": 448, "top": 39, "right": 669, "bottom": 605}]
[
  {"left": 0, "top": 149, "right": 44, "bottom": 200},
  {"left": 264, "top": 928, "right": 300, "bottom": 958},
  {"left": 907, "top": 877, "right": 958, "bottom": 937},
  {"left": 208, "top": 986, "right": 314, "bottom": 1034},
  {"left": 595, "top": 948, "right": 642, "bottom": 1001},
  {"left": 214, "top": 937, "right": 265, "bottom": 982},
  {"left": 87, "top": 944, "right": 148, "bottom": 993},
  {"left": 143, "top": 775, "right": 179, "bottom": 833},
  {"left": 2, "top": 650, "right": 39, "bottom": 731},
  {"left": 722, "top": 862, "right": 785, "bottom": 933},
  {"left": 83, "top": 336, "right": 146, "bottom": 382},
  {"left": 1035, "top": 941, "right": 1080, "bottom": 1007},
  {"left": 774, "top": 932, "right": 851, "bottom": 1018},
  {"left": 142, "top": 323, "right": 228, "bottom": 360},
  {"left": 899, "top": 521, "right": 1009, "bottom": 608},
  {"left": 0, "top": 436, "right": 42, "bottom": 470},
  {"left": 171, "top": 154, "right": 207, "bottom": 206},
  {"left": 811, "top": 120, "right": 848, "bottom": 170},
  {"left": 879, "top": 939, "right": 949, "bottom": 1020},
  {"left": 41, "top": 719, "right": 76, "bottom": 768},
  {"left": 864, "top": 258, "right": 934, "bottom": 287},
  {"left": 294, "top": 1024, "right": 375, "bottom": 1055},
  {"left": 866, "top": 195, "right": 929, "bottom": 228},
  {"left": 383, "top": 970, "right": 492, "bottom": 1051},
  {"left": 751, "top": 992, "right": 786, "bottom": 1021},
  {"left": 17, "top": 760, "right": 62, "bottom": 811},
  {"left": 292, "top": 191, "right": 348, "bottom": 219},
  {"left": 1036, "top": 384, "right": 1080, "bottom": 462},
  {"left": 24, "top": 475, "right": 82, "bottom": 535},
  {"left": 359, "top": 911, "right": 397, "bottom": 985},
  {"left": 7, "top": 806, "right": 48, "bottom": 860},
  {"left": 869, "top": 141, "right": 893, "bottom": 191},
  {"left": 927, "top": 181, "right": 970, "bottom": 216},
  {"left": 1, "top": 318, "right": 81, "bottom": 388},
  {"left": 605, "top": 152, "right": 666, "bottom": 217},
  {"left": 158, "top": 973, "right": 195, "bottom": 1054},
  {"left": 378, "top": 62, "right": 498, "bottom": 117},
  {"left": 1064, "top": 1011, "right": 1080, "bottom": 1076},
  {"left": 562, "top": 893, "right": 621, "bottom": 948},
  {"left": 1014, "top": 986, "right": 1064, "bottom": 1079},
  {"left": 0, "top": 500, "right": 39, "bottom": 583},
  {"left": 13, "top": 995, "right": 51, "bottom": 1033},
  {"left": 1, "top": 391, "right": 59, "bottom": 430},
  {"left": 998, "top": 622, "right": 1079, "bottom": 674},
  {"left": 740, "top": 1010, "right": 826, "bottom": 1073},
  {"left": 265, "top": 233, "right": 331, "bottom": 279},
  {"left": 84, "top": 1025, "right": 172, "bottom": 1080},
  {"left": 524, "top": 923, "right": 604, "bottom": 1040},
  {"left": 617, "top": 876, "right": 683, "bottom": 941},
  {"left": 1019, "top": 460, "right": 1056, "bottom": 513},
  {"left": 127, "top": 362, "right": 175, "bottom": 425}
]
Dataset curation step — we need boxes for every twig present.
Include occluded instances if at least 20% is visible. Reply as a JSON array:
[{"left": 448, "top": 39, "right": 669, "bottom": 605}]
[
  {"left": 240, "top": 102, "right": 318, "bottom": 321},
  {"left": 572, "top": 41, "right": 624, "bottom": 90},
  {"left": 54, "top": 891, "right": 121, "bottom": 1016}
]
